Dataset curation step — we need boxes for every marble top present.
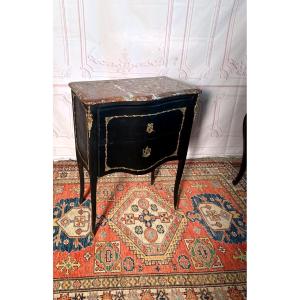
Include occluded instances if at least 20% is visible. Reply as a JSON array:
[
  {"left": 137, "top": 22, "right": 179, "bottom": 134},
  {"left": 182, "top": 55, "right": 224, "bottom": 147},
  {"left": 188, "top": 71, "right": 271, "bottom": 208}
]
[{"left": 69, "top": 76, "right": 201, "bottom": 105}]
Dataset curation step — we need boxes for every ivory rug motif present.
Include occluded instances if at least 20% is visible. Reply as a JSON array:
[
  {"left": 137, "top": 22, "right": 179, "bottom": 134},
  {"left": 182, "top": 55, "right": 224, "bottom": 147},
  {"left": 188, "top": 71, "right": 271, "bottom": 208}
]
[{"left": 53, "top": 158, "right": 246, "bottom": 299}]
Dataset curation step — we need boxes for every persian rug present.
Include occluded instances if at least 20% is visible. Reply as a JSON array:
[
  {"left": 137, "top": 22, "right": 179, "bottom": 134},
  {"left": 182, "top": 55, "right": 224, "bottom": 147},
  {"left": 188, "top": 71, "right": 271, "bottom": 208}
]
[{"left": 53, "top": 158, "right": 246, "bottom": 300}]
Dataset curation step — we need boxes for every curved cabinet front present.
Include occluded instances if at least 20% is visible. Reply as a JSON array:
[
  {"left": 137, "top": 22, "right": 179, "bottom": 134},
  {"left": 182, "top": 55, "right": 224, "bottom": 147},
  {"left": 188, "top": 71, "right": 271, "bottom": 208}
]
[{"left": 96, "top": 96, "right": 195, "bottom": 175}]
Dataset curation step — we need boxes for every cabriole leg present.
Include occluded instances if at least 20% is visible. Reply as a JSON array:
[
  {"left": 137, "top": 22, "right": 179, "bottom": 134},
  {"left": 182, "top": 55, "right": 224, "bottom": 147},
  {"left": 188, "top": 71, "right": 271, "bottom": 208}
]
[
  {"left": 174, "top": 159, "right": 185, "bottom": 210},
  {"left": 233, "top": 115, "right": 247, "bottom": 185},
  {"left": 90, "top": 174, "right": 98, "bottom": 235},
  {"left": 77, "top": 159, "right": 85, "bottom": 204},
  {"left": 151, "top": 169, "right": 155, "bottom": 185}
]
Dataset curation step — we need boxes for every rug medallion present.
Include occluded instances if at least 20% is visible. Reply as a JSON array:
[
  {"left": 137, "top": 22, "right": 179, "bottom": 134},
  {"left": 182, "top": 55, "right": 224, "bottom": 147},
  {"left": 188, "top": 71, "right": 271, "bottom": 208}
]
[{"left": 53, "top": 158, "right": 246, "bottom": 299}]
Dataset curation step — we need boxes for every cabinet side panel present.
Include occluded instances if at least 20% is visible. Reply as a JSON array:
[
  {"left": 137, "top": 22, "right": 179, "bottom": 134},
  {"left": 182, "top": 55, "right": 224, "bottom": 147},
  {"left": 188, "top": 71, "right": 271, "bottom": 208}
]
[{"left": 73, "top": 95, "right": 88, "bottom": 165}]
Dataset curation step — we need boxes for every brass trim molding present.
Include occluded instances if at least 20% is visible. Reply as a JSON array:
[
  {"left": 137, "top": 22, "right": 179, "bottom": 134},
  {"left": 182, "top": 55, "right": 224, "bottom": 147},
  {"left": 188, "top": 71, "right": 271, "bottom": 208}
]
[
  {"left": 104, "top": 107, "right": 186, "bottom": 172},
  {"left": 86, "top": 106, "right": 93, "bottom": 138},
  {"left": 194, "top": 94, "right": 200, "bottom": 121}
]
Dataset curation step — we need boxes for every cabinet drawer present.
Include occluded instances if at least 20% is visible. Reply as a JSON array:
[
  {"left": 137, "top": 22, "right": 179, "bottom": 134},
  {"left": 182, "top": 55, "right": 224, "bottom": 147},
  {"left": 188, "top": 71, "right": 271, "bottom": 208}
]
[
  {"left": 105, "top": 133, "right": 179, "bottom": 171},
  {"left": 106, "top": 108, "right": 184, "bottom": 142}
]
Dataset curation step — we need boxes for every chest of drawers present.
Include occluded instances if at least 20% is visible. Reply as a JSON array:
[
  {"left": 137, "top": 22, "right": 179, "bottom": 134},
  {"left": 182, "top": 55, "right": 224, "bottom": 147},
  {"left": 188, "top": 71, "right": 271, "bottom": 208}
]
[{"left": 69, "top": 76, "right": 201, "bottom": 234}]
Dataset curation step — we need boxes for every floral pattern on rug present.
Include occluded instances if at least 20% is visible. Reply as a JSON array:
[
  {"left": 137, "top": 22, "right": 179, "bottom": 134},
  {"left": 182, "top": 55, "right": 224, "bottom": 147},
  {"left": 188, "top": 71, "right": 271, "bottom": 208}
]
[
  {"left": 186, "top": 193, "right": 246, "bottom": 244},
  {"left": 107, "top": 186, "right": 187, "bottom": 265},
  {"left": 53, "top": 159, "right": 246, "bottom": 298},
  {"left": 54, "top": 286, "right": 246, "bottom": 300},
  {"left": 53, "top": 198, "right": 93, "bottom": 252}
]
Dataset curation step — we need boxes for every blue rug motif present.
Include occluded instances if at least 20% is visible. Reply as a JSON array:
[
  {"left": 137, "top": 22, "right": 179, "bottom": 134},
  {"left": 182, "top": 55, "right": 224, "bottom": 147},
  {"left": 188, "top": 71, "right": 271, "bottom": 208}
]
[{"left": 186, "top": 193, "right": 246, "bottom": 244}]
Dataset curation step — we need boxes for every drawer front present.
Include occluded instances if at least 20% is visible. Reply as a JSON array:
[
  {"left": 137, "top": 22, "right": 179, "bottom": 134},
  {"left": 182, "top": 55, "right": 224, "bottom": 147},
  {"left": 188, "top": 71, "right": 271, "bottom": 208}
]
[
  {"left": 104, "top": 108, "right": 185, "bottom": 172},
  {"left": 106, "top": 132, "right": 180, "bottom": 171},
  {"left": 107, "top": 108, "right": 183, "bottom": 142}
]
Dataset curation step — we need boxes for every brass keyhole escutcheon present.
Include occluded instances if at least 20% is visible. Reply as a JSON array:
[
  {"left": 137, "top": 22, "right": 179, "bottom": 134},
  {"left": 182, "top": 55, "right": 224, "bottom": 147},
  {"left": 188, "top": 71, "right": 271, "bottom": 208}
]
[
  {"left": 146, "top": 123, "right": 154, "bottom": 134},
  {"left": 142, "top": 146, "right": 151, "bottom": 158}
]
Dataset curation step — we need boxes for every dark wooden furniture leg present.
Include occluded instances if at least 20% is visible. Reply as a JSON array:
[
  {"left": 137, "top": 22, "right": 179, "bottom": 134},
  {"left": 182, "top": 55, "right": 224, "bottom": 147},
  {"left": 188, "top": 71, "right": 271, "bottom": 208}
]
[
  {"left": 90, "top": 174, "right": 98, "bottom": 235},
  {"left": 233, "top": 114, "right": 247, "bottom": 185},
  {"left": 174, "top": 159, "right": 185, "bottom": 209},
  {"left": 77, "top": 158, "right": 85, "bottom": 204},
  {"left": 83, "top": 185, "right": 91, "bottom": 200},
  {"left": 151, "top": 169, "right": 155, "bottom": 185}
]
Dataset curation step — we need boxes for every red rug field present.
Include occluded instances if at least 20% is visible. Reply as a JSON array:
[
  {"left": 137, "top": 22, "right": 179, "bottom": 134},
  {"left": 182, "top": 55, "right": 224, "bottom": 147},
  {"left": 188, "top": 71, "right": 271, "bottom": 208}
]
[{"left": 53, "top": 158, "right": 246, "bottom": 299}]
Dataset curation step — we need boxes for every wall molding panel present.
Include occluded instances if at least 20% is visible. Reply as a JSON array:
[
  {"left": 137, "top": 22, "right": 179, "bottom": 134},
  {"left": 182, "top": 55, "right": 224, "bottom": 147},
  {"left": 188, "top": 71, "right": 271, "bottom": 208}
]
[
  {"left": 53, "top": 0, "right": 71, "bottom": 80},
  {"left": 53, "top": 0, "right": 246, "bottom": 160}
]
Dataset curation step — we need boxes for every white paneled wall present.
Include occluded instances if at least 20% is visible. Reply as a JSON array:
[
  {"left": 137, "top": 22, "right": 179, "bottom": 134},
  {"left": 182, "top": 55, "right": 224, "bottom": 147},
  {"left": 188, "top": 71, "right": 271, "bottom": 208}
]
[{"left": 53, "top": 0, "right": 246, "bottom": 160}]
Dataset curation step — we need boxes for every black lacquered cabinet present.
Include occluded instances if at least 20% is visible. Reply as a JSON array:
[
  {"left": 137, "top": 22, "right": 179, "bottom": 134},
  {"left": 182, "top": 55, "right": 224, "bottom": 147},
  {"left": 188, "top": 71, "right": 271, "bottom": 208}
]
[{"left": 70, "top": 76, "right": 201, "bottom": 234}]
